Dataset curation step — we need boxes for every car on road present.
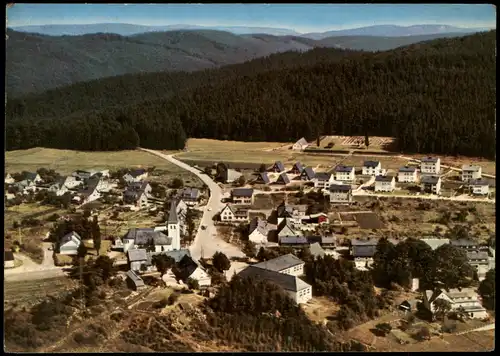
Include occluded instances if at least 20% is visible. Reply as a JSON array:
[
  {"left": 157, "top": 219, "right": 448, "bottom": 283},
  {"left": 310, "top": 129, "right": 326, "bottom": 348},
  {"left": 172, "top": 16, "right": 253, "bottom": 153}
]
[
  {"left": 207, "top": 207, "right": 212, "bottom": 211},
  {"left": 48, "top": 246, "right": 53, "bottom": 251},
  {"left": 201, "top": 225, "right": 207, "bottom": 230}
]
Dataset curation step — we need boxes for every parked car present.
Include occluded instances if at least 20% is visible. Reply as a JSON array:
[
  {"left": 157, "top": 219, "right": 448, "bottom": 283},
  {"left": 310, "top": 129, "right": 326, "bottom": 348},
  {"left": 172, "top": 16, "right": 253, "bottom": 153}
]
[{"left": 201, "top": 225, "right": 207, "bottom": 230}]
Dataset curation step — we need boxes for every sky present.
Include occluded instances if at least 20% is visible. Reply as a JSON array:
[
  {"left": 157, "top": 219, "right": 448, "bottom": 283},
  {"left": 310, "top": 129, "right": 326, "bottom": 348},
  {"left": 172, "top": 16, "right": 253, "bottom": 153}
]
[{"left": 7, "top": 4, "right": 497, "bottom": 33}]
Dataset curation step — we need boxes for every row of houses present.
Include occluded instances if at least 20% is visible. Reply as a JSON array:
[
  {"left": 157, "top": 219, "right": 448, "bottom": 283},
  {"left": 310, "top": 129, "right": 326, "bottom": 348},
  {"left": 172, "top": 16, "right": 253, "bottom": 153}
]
[{"left": 349, "top": 237, "right": 495, "bottom": 280}]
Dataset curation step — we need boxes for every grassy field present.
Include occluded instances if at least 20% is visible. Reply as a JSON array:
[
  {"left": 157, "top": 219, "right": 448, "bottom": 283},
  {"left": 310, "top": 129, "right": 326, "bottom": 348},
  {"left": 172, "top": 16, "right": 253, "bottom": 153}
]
[{"left": 5, "top": 148, "right": 182, "bottom": 175}]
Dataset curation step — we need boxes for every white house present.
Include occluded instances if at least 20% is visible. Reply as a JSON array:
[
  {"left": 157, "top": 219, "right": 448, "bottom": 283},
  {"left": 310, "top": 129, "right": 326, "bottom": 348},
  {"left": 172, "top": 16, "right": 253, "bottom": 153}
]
[
  {"left": 469, "top": 178, "right": 489, "bottom": 196},
  {"left": 421, "top": 175, "right": 442, "bottom": 195},
  {"left": 334, "top": 165, "right": 355, "bottom": 182},
  {"left": 420, "top": 157, "right": 441, "bottom": 175},
  {"left": 461, "top": 165, "right": 482, "bottom": 182},
  {"left": 327, "top": 184, "right": 353, "bottom": 204},
  {"left": 253, "top": 254, "right": 305, "bottom": 276},
  {"left": 374, "top": 176, "right": 396, "bottom": 192},
  {"left": 4, "top": 173, "right": 15, "bottom": 184},
  {"left": 398, "top": 166, "right": 418, "bottom": 183},
  {"left": 173, "top": 255, "right": 211, "bottom": 288},
  {"left": 123, "top": 169, "right": 148, "bottom": 183},
  {"left": 127, "top": 249, "right": 154, "bottom": 273},
  {"left": 467, "top": 251, "right": 490, "bottom": 281},
  {"left": 313, "top": 172, "right": 335, "bottom": 189},
  {"left": 219, "top": 204, "right": 249, "bottom": 223},
  {"left": 362, "top": 161, "right": 382, "bottom": 176},
  {"left": 238, "top": 265, "right": 312, "bottom": 304},
  {"left": 248, "top": 217, "right": 270, "bottom": 244},
  {"left": 48, "top": 181, "right": 70, "bottom": 196},
  {"left": 58, "top": 231, "right": 82, "bottom": 255},
  {"left": 61, "top": 176, "right": 83, "bottom": 189},
  {"left": 292, "top": 137, "right": 309, "bottom": 151},
  {"left": 276, "top": 202, "right": 308, "bottom": 225},
  {"left": 422, "top": 288, "right": 489, "bottom": 319},
  {"left": 231, "top": 188, "right": 254, "bottom": 205}
]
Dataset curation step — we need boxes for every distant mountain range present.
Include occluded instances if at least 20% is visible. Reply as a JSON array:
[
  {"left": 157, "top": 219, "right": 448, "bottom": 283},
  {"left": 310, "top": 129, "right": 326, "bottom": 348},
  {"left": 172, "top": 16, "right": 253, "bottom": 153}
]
[
  {"left": 9, "top": 23, "right": 489, "bottom": 38},
  {"left": 6, "top": 28, "right": 485, "bottom": 96}
]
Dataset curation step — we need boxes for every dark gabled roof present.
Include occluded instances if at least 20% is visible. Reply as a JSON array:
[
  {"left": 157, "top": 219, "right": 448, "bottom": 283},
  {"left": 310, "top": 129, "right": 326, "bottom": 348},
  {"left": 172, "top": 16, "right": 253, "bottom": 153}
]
[
  {"left": 335, "top": 165, "right": 354, "bottom": 173},
  {"left": 257, "top": 172, "right": 271, "bottom": 184},
  {"left": 328, "top": 184, "right": 352, "bottom": 192},
  {"left": 375, "top": 176, "right": 394, "bottom": 182},
  {"left": 421, "top": 175, "right": 440, "bottom": 184},
  {"left": 450, "top": 238, "right": 478, "bottom": 247},
  {"left": 178, "top": 187, "right": 200, "bottom": 200},
  {"left": 469, "top": 178, "right": 489, "bottom": 186},
  {"left": 128, "top": 249, "right": 148, "bottom": 262},
  {"left": 127, "top": 181, "right": 150, "bottom": 192},
  {"left": 173, "top": 255, "right": 202, "bottom": 281},
  {"left": 314, "top": 172, "right": 332, "bottom": 181},
  {"left": 301, "top": 167, "right": 316, "bottom": 180},
  {"left": 421, "top": 156, "right": 439, "bottom": 163},
  {"left": 276, "top": 173, "right": 290, "bottom": 184},
  {"left": 126, "top": 270, "right": 145, "bottom": 287},
  {"left": 5, "top": 251, "right": 14, "bottom": 261},
  {"left": 253, "top": 254, "right": 304, "bottom": 272},
  {"left": 352, "top": 245, "right": 377, "bottom": 258},
  {"left": 307, "top": 235, "right": 336, "bottom": 245},
  {"left": 232, "top": 188, "right": 254, "bottom": 197},
  {"left": 279, "top": 236, "right": 308, "bottom": 245},
  {"left": 363, "top": 160, "right": 380, "bottom": 168},
  {"left": 156, "top": 249, "right": 191, "bottom": 263},
  {"left": 272, "top": 161, "right": 285, "bottom": 172},
  {"left": 399, "top": 166, "right": 417, "bottom": 173},
  {"left": 168, "top": 201, "right": 179, "bottom": 223},
  {"left": 123, "top": 190, "right": 146, "bottom": 203},
  {"left": 462, "top": 165, "right": 481, "bottom": 172},
  {"left": 24, "top": 172, "right": 39, "bottom": 181},
  {"left": 292, "top": 162, "right": 304, "bottom": 172},
  {"left": 350, "top": 238, "right": 379, "bottom": 246},
  {"left": 123, "top": 228, "right": 171, "bottom": 245},
  {"left": 237, "top": 265, "right": 310, "bottom": 292},
  {"left": 249, "top": 217, "right": 269, "bottom": 236},
  {"left": 128, "top": 169, "right": 147, "bottom": 178}
]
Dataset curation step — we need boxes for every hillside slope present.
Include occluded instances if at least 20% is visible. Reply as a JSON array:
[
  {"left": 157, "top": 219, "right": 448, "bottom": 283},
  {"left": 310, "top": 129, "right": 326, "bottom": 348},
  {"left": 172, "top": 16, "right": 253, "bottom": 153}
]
[
  {"left": 6, "top": 31, "right": 496, "bottom": 159},
  {"left": 6, "top": 29, "right": 474, "bottom": 96}
]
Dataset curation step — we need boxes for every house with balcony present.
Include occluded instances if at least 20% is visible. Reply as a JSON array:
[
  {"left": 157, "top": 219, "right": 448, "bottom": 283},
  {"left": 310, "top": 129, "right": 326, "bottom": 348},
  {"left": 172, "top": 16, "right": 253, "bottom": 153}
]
[
  {"left": 219, "top": 204, "right": 249, "bottom": 223},
  {"left": 334, "top": 165, "right": 355, "bottom": 182},
  {"left": 468, "top": 178, "right": 489, "bottom": 196},
  {"left": 421, "top": 288, "right": 488, "bottom": 319},
  {"left": 461, "top": 165, "right": 482, "bottom": 182},
  {"left": 231, "top": 188, "right": 254, "bottom": 205},
  {"left": 421, "top": 175, "right": 442, "bottom": 195},
  {"left": 420, "top": 157, "right": 441, "bottom": 175},
  {"left": 313, "top": 172, "right": 335, "bottom": 189},
  {"left": 276, "top": 201, "right": 308, "bottom": 225},
  {"left": 374, "top": 176, "right": 396, "bottom": 192},
  {"left": 398, "top": 166, "right": 418, "bottom": 183},
  {"left": 362, "top": 161, "right": 382, "bottom": 176},
  {"left": 328, "top": 184, "right": 353, "bottom": 204}
]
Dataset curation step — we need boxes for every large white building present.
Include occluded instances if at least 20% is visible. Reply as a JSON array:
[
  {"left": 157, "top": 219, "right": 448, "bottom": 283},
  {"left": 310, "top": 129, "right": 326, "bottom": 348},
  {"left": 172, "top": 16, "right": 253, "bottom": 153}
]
[
  {"left": 420, "top": 157, "right": 441, "bottom": 175},
  {"left": 469, "top": 178, "right": 490, "bottom": 196},
  {"left": 422, "top": 288, "right": 489, "bottom": 319},
  {"left": 334, "top": 165, "right": 355, "bottom": 182},
  {"left": 461, "top": 165, "right": 482, "bottom": 182},
  {"left": 362, "top": 161, "right": 382, "bottom": 176},
  {"left": 238, "top": 254, "right": 312, "bottom": 304},
  {"left": 374, "top": 176, "right": 396, "bottom": 192},
  {"left": 398, "top": 166, "right": 418, "bottom": 183}
]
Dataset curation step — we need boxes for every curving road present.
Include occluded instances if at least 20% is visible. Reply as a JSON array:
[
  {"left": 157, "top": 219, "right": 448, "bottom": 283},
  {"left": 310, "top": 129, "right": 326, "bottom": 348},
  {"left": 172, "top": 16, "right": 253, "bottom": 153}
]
[{"left": 139, "top": 148, "right": 245, "bottom": 260}]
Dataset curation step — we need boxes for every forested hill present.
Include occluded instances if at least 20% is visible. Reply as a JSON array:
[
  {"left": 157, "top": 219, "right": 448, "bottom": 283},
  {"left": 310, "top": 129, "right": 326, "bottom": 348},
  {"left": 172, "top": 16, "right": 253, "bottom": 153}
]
[
  {"left": 6, "top": 28, "right": 475, "bottom": 96},
  {"left": 6, "top": 30, "right": 496, "bottom": 159}
]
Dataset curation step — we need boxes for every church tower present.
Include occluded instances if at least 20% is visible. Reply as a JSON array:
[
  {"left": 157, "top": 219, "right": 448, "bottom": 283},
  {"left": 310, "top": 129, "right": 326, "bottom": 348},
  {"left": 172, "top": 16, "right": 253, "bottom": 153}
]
[{"left": 167, "top": 201, "right": 181, "bottom": 250}]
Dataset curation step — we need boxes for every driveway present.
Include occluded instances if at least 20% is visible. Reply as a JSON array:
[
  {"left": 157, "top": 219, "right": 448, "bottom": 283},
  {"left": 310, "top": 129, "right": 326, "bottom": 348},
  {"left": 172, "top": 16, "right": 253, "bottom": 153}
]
[
  {"left": 139, "top": 148, "right": 245, "bottom": 260},
  {"left": 5, "top": 242, "right": 65, "bottom": 282}
]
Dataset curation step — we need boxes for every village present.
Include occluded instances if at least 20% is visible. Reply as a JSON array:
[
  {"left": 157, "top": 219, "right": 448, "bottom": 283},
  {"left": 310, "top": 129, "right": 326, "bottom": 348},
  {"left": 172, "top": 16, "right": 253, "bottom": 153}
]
[{"left": 3, "top": 139, "right": 496, "bottom": 351}]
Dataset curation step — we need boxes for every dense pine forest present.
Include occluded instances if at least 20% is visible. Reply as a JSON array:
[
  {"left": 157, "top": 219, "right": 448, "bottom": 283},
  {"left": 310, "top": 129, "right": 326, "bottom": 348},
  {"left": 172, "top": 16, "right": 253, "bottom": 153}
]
[{"left": 6, "top": 30, "right": 496, "bottom": 158}]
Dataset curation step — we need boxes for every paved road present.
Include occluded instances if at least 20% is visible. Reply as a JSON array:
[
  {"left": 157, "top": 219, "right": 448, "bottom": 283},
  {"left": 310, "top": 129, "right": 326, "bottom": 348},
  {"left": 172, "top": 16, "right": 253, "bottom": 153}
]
[
  {"left": 139, "top": 148, "right": 245, "bottom": 261},
  {"left": 352, "top": 190, "right": 495, "bottom": 204},
  {"left": 5, "top": 242, "right": 66, "bottom": 282}
]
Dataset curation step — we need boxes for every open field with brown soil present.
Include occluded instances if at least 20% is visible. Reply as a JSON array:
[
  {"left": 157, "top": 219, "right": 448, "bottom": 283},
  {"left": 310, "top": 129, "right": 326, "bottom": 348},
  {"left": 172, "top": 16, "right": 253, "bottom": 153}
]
[
  {"left": 301, "top": 296, "right": 340, "bottom": 323},
  {"left": 353, "top": 212, "right": 385, "bottom": 229}
]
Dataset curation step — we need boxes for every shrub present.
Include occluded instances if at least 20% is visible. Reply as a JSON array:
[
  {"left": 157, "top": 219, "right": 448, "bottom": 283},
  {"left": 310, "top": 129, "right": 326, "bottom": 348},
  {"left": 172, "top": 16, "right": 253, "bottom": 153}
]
[{"left": 167, "top": 293, "right": 180, "bottom": 305}]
